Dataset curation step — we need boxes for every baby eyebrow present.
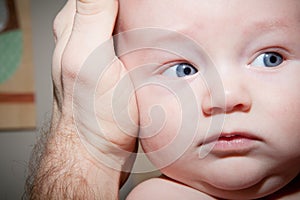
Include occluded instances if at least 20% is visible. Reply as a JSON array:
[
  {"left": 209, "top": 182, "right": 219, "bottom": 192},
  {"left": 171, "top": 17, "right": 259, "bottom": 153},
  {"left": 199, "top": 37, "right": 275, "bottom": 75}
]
[{"left": 243, "top": 18, "right": 290, "bottom": 35}]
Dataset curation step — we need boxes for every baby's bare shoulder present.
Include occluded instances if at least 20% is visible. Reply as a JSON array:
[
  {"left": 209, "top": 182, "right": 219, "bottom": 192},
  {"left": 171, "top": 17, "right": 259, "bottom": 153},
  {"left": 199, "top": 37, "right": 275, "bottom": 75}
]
[{"left": 126, "top": 178, "right": 215, "bottom": 200}]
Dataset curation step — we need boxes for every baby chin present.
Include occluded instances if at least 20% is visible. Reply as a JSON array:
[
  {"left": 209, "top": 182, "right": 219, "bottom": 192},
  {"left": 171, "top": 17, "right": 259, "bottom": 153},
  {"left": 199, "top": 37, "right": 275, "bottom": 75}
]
[{"left": 165, "top": 157, "right": 282, "bottom": 199}]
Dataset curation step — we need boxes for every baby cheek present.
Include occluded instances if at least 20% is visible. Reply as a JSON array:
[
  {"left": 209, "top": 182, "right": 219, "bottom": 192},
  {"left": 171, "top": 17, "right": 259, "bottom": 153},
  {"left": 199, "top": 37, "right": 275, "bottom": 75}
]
[
  {"left": 137, "top": 86, "right": 184, "bottom": 152},
  {"left": 260, "top": 80, "right": 300, "bottom": 150},
  {"left": 272, "top": 98, "right": 300, "bottom": 136},
  {"left": 140, "top": 111, "right": 188, "bottom": 170},
  {"left": 139, "top": 100, "right": 183, "bottom": 152}
]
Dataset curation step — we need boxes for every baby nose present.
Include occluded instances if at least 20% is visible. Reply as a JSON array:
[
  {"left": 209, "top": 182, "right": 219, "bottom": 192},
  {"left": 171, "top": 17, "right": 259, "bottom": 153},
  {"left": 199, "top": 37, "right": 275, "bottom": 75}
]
[{"left": 201, "top": 74, "right": 252, "bottom": 115}]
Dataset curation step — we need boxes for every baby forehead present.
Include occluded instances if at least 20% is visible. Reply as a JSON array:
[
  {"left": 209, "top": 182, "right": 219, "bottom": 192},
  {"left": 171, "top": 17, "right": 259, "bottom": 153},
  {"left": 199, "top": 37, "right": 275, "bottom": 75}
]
[{"left": 117, "top": 0, "right": 300, "bottom": 31}]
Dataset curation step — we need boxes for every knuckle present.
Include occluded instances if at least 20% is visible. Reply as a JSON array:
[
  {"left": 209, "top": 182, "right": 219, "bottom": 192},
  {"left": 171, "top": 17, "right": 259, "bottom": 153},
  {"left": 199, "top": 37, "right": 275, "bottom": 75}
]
[
  {"left": 61, "top": 65, "right": 78, "bottom": 81},
  {"left": 53, "top": 0, "right": 75, "bottom": 41},
  {"left": 61, "top": 53, "right": 80, "bottom": 81},
  {"left": 52, "top": 13, "right": 61, "bottom": 40},
  {"left": 77, "top": 0, "right": 117, "bottom": 15},
  {"left": 61, "top": 56, "right": 92, "bottom": 88}
]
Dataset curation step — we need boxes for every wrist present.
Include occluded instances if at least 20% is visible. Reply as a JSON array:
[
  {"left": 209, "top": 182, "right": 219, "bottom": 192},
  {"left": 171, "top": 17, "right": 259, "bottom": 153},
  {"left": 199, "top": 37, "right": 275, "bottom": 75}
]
[{"left": 37, "top": 115, "right": 122, "bottom": 199}]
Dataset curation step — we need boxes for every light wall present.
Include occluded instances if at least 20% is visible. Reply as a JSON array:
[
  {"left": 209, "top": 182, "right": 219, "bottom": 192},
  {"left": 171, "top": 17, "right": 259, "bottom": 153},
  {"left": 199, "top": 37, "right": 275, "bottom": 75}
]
[{"left": 0, "top": 0, "right": 63, "bottom": 199}]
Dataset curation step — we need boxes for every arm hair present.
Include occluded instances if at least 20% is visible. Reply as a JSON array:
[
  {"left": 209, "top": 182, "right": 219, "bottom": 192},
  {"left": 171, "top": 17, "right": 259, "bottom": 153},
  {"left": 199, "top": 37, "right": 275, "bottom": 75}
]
[{"left": 23, "top": 120, "right": 117, "bottom": 200}]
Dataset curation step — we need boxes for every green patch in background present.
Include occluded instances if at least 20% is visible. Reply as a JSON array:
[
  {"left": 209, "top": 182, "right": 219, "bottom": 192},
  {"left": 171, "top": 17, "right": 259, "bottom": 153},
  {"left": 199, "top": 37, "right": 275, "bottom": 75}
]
[{"left": 0, "top": 29, "right": 22, "bottom": 84}]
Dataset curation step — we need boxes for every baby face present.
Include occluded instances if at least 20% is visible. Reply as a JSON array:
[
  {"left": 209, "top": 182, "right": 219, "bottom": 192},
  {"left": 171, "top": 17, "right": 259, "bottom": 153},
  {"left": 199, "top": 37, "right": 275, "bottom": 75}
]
[{"left": 116, "top": 0, "right": 300, "bottom": 199}]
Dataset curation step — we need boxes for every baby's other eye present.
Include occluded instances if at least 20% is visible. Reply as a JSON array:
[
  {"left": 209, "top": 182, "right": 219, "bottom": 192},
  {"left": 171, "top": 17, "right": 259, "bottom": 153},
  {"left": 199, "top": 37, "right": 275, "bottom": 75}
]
[
  {"left": 250, "top": 52, "right": 284, "bottom": 68},
  {"left": 162, "top": 63, "right": 198, "bottom": 77}
]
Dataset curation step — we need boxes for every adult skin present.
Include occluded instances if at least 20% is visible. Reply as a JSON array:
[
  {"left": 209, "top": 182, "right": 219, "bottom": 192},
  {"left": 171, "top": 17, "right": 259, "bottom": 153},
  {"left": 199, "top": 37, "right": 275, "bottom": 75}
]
[{"left": 26, "top": 0, "right": 138, "bottom": 199}]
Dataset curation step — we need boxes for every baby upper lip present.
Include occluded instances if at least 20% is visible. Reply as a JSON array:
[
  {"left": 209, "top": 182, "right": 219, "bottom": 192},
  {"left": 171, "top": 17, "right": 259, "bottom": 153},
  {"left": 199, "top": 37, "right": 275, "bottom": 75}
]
[{"left": 219, "top": 132, "right": 258, "bottom": 139}]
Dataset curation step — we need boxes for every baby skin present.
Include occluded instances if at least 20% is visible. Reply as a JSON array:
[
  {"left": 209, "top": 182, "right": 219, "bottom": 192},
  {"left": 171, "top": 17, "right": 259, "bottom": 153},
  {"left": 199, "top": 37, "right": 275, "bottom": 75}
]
[{"left": 115, "top": 0, "right": 300, "bottom": 199}]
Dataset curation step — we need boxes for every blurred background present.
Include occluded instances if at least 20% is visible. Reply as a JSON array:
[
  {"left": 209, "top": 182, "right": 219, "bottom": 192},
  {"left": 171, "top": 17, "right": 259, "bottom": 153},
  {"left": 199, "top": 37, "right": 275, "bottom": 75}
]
[
  {"left": 0, "top": 0, "right": 60, "bottom": 199},
  {"left": 0, "top": 0, "right": 160, "bottom": 199}
]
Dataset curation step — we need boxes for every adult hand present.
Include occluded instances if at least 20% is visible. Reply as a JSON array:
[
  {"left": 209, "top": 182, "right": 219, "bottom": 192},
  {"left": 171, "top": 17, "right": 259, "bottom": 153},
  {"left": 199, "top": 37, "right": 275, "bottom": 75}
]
[{"left": 29, "top": 0, "right": 138, "bottom": 199}]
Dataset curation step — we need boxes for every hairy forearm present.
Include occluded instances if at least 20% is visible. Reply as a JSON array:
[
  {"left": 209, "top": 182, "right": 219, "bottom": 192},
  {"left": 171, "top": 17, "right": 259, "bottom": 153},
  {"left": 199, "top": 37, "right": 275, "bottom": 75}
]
[{"left": 25, "top": 110, "right": 120, "bottom": 200}]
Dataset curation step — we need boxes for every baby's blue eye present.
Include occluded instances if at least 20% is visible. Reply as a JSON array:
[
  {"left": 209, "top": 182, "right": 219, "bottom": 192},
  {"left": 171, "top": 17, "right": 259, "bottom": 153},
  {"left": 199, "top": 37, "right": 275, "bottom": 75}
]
[
  {"left": 251, "top": 52, "right": 284, "bottom": 68},
  {"left": 162, "top": 63, "right": 198, "bottom": 77}
]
